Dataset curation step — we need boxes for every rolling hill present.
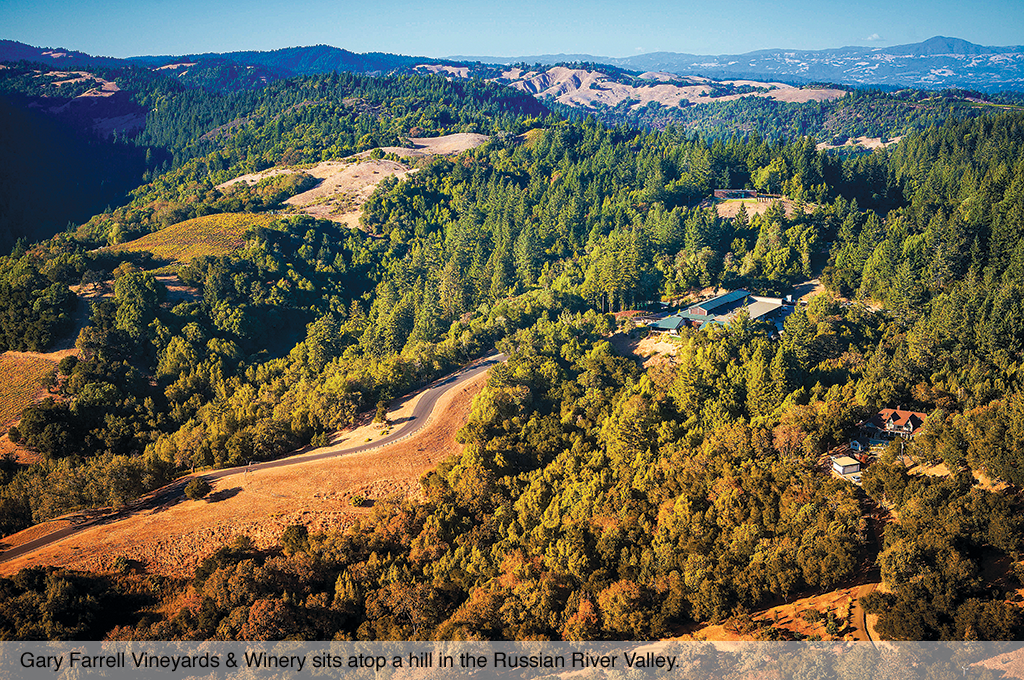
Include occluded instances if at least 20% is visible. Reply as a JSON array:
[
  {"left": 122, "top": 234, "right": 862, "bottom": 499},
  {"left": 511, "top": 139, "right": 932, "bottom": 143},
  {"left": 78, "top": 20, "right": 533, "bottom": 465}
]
[
  {"left": 105, "top": 213, "right": 278, "bottom": 264},
  {"left": 6, "top": 36, "right": 1024, "bottom": 91}
]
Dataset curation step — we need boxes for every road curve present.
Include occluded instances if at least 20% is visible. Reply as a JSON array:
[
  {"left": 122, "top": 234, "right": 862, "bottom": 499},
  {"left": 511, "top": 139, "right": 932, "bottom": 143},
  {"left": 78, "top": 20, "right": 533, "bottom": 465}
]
[{"left": 0, "top": 353, "right": 505, "bottom": 564}]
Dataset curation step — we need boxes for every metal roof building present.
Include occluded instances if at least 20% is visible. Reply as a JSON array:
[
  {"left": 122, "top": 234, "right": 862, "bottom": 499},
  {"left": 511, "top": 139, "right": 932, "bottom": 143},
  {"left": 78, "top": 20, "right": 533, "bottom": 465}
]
[{"left": 648, "top": 290, "right": 790, "bottom": 334}]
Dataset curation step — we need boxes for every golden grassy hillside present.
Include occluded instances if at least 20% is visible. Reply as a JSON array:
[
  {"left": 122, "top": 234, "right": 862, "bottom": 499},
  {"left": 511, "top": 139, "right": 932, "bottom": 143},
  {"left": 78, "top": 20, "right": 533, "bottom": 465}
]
[
  {"left": 0, "top": 354, "right": 57, "bottom": 427},
  {"left": 109, "top": 213, "right": 278, "bottom": 263}
]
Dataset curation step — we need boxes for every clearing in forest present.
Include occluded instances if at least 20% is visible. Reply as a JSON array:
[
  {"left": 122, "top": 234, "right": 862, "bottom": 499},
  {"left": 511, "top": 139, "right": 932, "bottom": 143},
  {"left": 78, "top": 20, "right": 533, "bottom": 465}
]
[
  {"left": 0, "top": 354, "right": 57, "bottom": 427},
  {"left": 715, "top": 197, "right": 809, "bottom": 219},
  {"left": 816, "top": 135, "right": 903, "bottom": 151},
  {"left": 217, "top": 133, "right": 490, "bottom": 228},
  {"left": 107, "top": 213, "right": 277, "bottom": 263}
]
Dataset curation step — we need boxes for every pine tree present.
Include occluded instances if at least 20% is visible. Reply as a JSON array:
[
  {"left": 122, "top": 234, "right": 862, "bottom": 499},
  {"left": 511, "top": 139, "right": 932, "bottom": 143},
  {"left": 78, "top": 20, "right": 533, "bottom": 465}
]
[
  {"left": 746, "top": 342, "right": 778, "bottom": 418},
  {"left": 513, "top": 222, "right": 541, "bottom": 287}
]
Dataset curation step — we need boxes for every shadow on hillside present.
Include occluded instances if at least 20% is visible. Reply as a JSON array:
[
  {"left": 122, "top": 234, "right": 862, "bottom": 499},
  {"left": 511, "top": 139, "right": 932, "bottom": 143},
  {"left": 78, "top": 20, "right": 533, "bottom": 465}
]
[
  {"left": 141, "top": 481, "right": 190, "bottom": 514},
  {"left": 206, "top": 487, "right": 242, "bottom": 503}
]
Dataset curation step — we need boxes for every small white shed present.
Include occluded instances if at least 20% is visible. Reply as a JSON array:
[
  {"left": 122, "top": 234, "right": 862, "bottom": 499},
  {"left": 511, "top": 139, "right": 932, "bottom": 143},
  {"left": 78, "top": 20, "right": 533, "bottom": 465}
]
[{"left": 831, "top": 456, "right": 861, "bottom": 475}]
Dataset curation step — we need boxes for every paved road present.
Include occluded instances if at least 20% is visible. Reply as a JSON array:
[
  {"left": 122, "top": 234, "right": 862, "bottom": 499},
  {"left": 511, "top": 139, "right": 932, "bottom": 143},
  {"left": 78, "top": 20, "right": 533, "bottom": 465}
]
[{"left": 0, "top": 353, "right": 505, "bottom": 564}]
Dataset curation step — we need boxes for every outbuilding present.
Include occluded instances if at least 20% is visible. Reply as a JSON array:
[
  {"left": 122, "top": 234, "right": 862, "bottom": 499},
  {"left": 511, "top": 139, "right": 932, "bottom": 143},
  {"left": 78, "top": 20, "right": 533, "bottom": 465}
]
[{"left": 831, "top": 456, "right": 861, "bottom": 475}]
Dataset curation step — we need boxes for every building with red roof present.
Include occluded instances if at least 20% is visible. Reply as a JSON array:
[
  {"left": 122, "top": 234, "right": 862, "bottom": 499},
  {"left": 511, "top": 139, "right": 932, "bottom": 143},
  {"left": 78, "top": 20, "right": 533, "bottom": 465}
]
[{"left": 860, "top": 407, "right": 928, "bottom": 443}]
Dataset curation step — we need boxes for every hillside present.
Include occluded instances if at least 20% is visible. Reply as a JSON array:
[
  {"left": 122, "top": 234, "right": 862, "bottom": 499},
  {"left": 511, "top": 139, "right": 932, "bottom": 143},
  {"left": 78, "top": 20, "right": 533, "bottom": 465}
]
[
  {"left": 416, "top": 62, "right": 1020, "bottom": 141},
  {"left": 215, "top": 133, "right": 489, "bottom": 226},
  {"left": 106, "top": 213, "right": 278, "bottom": 263},
  {"left": 416, "top": 64, "right": 846, "bottom": 110},
  {"left": 0, "top": 366, "right": 488, "bottom": 578},
  {"left": 0, "top": 354, "right": 57, "bottom": 428},
  {"left": 0, "top": 60, "right": 542, "bottom": 250},
  {"left": 0, "top": 38, "right": 1023, "bottom": 644}
]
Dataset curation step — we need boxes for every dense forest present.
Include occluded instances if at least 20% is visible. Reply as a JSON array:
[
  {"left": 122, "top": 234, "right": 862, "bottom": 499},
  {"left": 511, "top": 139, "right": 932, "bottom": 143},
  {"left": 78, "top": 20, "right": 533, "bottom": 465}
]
[
  {"left": 561, "top": 87, "right": 1024, "bottom": 144},
  {"left": 0, "top": 62, "right": 547, "bottom": 251},
  {"left": 0, "top": 61, "right": 1023, "bottom": 642}
]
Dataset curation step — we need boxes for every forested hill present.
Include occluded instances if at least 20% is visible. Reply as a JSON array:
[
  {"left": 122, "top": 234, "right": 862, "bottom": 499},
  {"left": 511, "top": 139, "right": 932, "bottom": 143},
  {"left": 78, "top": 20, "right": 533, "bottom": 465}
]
[
  {"left": 130, "top": 45, "right": 432, "bottom": 78},
  {"left": 1, "top": 55, "right": 1024, "bottom": 641},
  {"left": 5, "top": 50, "right": 1021, "bottom": 255},
  {"left": 418, "top": 61, "right": 1024, "bottom": 142},
  {"left": 0, "top": 63, "right": 548, "bottom": 251},
  {"left": 0, "top": 41, "right": 446, "bottom": 93},
  {"left": 568, "top": 87, "right": 1024, "bottom": 143}
]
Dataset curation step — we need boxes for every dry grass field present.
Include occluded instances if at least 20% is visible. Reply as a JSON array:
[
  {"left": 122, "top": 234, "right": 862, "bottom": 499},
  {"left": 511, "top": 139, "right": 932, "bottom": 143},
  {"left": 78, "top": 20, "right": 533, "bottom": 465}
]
[
  {"left": 416, "top": 64, "right": 846, "bottom": 111},
  {"left": 0, "top": 370, "right": 488, "bottom": 577},
  {"left": 678, "top": 584, "right": 879, "bottom": 642},
  {"left": 715, "top": 197, "right": 808, "bottom": 219},
  {"left": 0, "top": 353, "right": 57, "bottom": 427},
  {"left": 216, "top": 134, "right": 490, "bottom": 228},
  {"left": 816, "top": 135, "right": 904, "bottom": 151},
  {"left": 107, "top": 213, "right": 277, "bottom": 263}
]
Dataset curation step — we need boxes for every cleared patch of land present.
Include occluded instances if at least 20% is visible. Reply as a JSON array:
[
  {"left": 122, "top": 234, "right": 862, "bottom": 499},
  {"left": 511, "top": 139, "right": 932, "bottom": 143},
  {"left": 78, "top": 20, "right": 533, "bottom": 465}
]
[
  {"left": 976, "top": 649, "right": 1024, "bottom": 680},
  {"left": 391, "top": 133, "right": 490, "bottom": 156},
  {"left": 618, "top": 330, "right": 710, "bottom": 368},
  {"left": 416, "top": 64, "right": 471, "bottom": 79},
  {"left": 0, "top": 353, "right": 61, "bottom": 465},
  {"left": 217, "top": 133, "right": 489, "bottom": 227},
  {"left": 790, "top": 278, "right": 824, "bottom": 302},
  {"left": 0, "top": 353, "right": 57, "bottom": 428},
  {"left": 107, "top": 213, "right": 277, "bottom": 263},
  {"left": 715, "top": 197, "right": 809, "bottom": 219},
  {"left": 816, "top": 135, "right": 904, "bottom": 151},
  {"left": 909, "top": 459, "right": 1008, "bottom": 493},
  {"left": 289, "top": 159, "right": 412, "bottom": 226},
  {"left": 35, "top": 70, "right": 120, "bottom": 97},
  {"left": 0, "top": 369, "right": 488, "bottom": 577}
]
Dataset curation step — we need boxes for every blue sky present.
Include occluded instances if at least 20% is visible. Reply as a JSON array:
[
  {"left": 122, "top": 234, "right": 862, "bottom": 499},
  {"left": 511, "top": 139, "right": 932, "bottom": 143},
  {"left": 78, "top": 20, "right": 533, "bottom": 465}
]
[{"left": 4, "top": 0, "right": 1024, "bottom": 58}]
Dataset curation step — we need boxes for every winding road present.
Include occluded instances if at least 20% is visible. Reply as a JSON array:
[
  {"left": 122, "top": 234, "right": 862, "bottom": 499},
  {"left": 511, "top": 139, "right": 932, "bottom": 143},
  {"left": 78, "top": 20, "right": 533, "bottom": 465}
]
[{"left": 0, "top": 353, "right": 505, "bottom": 565}]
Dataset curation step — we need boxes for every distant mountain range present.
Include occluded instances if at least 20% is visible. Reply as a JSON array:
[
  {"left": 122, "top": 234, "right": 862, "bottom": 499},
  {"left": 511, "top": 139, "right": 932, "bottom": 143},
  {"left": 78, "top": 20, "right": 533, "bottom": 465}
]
[
  {"left": 451, "top": 37, "right": 1024, "bottom": 90},
  {"left": 3, "top": 36, "right": 1024, "bottom": 90},
  {"left": 0, "top": 40, "right": 437, "bottom": 80},
  {"left": 128, "top": 45, "right": 430, "bottom": 77}
]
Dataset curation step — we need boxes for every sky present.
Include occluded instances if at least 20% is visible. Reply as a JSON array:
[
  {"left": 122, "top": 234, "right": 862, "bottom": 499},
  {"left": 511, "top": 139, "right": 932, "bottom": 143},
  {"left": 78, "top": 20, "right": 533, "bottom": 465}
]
[{"left": 4, "top": 0, "right": 1024, "bottom": 59}]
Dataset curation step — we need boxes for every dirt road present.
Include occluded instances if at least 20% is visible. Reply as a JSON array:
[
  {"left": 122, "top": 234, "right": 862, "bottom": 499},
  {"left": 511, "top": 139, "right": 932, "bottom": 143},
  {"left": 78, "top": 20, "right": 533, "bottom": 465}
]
[
  {"left": 850, "top": 582, "right": 878, "bottom": 644},
  {"left": 0, "top": 353, "right": 504, "bottom": 566}
]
